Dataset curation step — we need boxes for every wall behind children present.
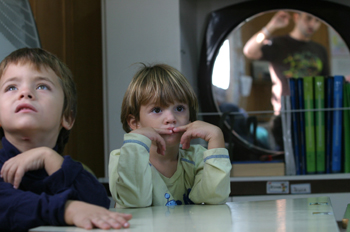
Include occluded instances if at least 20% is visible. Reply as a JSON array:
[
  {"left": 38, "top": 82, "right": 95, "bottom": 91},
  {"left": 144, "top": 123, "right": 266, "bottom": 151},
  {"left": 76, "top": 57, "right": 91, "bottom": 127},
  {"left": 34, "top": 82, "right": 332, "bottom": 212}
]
[
  {"left": 103, "top": 0, "right": 350, "bottom": 177},
  {"left": 29, "top": 0, "right": 105, "bottom": 177}
]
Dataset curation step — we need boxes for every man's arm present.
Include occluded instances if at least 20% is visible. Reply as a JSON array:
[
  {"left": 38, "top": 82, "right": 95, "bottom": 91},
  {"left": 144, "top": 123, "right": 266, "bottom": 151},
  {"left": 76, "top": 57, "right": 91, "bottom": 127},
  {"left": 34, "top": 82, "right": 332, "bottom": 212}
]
[
  {"left": 243, "top": 11, "right": 291, "bottom": 60},
  {"left": 243, "top": 30, "right": 267, "bottom": 60}
]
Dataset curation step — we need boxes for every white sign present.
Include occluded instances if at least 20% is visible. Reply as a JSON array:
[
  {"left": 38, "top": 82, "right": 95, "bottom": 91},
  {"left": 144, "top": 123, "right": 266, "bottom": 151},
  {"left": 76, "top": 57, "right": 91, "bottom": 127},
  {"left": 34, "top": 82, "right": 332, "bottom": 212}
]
[
  {"left": 266, "top": 181, "right": 289, "bottom": 194},
  {"left": 291, "top": 183, "right": 311, "bottom": 194}
]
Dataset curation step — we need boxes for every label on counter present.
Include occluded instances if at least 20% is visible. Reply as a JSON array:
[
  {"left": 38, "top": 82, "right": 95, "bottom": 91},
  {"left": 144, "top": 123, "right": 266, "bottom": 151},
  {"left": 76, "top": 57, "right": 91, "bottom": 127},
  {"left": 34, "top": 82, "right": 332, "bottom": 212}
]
[
  {"left": 291, "top": 183, "right": 311, "bottom": 194},
  {"left": 266, "top": 181, "right": 289, "bottom": 194}
]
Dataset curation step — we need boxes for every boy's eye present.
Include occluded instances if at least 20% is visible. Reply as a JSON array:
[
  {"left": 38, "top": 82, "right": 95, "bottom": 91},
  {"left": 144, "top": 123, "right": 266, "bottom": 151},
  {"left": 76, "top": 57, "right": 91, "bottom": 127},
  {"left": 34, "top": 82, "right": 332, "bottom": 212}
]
[
  {"left": 176, "top": 105, "right": 185, "bottom": 112},
  {"left": 6, "top": 86, "right": 17, "bottom": 91},
  {"left": 152, "top": 107, "right": 162, "bottom": 113},
  {"left": 37, "top": 85, "right": 49, "bottom": 90}
]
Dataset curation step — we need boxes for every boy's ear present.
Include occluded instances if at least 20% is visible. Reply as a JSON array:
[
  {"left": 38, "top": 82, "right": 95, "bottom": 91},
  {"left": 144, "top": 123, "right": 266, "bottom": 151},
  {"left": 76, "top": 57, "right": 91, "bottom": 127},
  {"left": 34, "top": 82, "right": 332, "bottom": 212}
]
[
  {"left": 61, "top": 113, "right": 75, "bottom": 130},
  {"left": 127, "top": 114, "right": 139, "bottom": 130}
]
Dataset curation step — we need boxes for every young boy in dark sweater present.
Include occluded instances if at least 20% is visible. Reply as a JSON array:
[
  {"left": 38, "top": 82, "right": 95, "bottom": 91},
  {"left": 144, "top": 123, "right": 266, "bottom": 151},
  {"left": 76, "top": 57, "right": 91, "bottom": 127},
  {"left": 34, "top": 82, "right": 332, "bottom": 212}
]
[{"left": 0, "top": 48, "right": 131, "bottom": 231}]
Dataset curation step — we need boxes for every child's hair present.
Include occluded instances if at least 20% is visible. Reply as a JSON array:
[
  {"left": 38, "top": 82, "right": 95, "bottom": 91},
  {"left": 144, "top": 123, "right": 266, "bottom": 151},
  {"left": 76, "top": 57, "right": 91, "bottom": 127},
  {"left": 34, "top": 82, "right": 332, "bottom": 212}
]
[
  {"left": 0, "top": 47, "right": 77, "bottom": 153},
  {"left": 121, "top": 63, "right": 198, "bottom": 132}
]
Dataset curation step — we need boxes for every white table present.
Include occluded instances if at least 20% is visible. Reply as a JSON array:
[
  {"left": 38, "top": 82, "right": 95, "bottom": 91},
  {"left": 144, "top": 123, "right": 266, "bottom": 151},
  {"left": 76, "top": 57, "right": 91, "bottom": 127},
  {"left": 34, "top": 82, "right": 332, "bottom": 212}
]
[{"left": 30, "top": 196, "right": 340, "bottom": 232}]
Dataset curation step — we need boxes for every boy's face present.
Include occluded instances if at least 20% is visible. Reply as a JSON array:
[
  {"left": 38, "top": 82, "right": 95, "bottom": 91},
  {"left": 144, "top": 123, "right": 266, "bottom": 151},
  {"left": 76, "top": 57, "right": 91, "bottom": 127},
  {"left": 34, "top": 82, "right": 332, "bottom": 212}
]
[
  {"left": 0, "top": 63, "right": 72, "bottom": 143},
  {"left": 137, "top": 101, "right": 190, "bottom": 146}
]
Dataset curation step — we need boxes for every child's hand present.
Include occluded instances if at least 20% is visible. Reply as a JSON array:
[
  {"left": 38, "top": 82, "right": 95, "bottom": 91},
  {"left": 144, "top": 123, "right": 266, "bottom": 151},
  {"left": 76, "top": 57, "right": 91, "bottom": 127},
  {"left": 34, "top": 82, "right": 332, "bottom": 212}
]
[
  {"left": 64, "top": 200, "right": 132, "bottom": 230},
  {"left": 173, "top": 121, "right": 225, "bottom": 150},
  {"left": 0, "top": 147, "right": 63, "bottom": 189},
  {"left": 130, "top": 127, "right": 173, "bottom": 155}
]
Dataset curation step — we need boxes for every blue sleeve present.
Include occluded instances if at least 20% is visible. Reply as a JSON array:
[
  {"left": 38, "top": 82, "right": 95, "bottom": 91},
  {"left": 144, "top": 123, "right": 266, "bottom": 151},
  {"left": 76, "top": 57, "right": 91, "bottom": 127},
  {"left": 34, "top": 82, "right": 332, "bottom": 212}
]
[
  {"left": 0, "top": 181, "right": 72, "bottom": 231},
  {"left": 0, "top": 156, "right": 110, "bottom": 231},
  {"left": 44, "top": 156, "right": 110, "bottom": 207}
]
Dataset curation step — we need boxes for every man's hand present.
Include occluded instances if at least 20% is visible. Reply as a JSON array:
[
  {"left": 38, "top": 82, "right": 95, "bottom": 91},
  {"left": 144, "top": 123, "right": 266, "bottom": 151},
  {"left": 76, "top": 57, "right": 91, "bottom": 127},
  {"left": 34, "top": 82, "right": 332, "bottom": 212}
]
[
  {"left": 64, "top": 200, "right": 132, "bottom": 230},
  {"left": 0, "top": 147, "right": 63, "bottom": 189},
  {"left": 130, "top": 127, "right": 173, "bottom": 155},
  {"left": 266, "top": 11, "right": 291, "bottom": 32},
  {"left": 173, "top": 121, "right": 225, "bottom": 150}
]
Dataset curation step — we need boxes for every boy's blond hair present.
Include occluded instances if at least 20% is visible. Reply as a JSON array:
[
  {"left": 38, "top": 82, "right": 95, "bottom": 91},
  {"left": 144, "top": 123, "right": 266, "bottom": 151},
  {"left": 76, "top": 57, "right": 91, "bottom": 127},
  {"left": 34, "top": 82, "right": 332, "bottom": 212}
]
[
  {"left": 0, "top": 48, "right": 77, "bottom": 153},
  {"left": 121, "top": 63, "right": 198, "bottom": 132}
]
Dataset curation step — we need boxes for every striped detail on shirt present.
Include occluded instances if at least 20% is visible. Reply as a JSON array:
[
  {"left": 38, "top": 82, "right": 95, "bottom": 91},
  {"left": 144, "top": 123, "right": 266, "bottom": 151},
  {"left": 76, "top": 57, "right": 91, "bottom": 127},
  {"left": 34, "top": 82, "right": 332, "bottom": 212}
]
[
  {"left": 123, "top": 140, "right": 150, "bottom": 153},
  {"left": 180, "top": 158, "right": 195, "bottom": 165},
  {"left": 204, "top": 154, "right": 230, "bottom": 163}
]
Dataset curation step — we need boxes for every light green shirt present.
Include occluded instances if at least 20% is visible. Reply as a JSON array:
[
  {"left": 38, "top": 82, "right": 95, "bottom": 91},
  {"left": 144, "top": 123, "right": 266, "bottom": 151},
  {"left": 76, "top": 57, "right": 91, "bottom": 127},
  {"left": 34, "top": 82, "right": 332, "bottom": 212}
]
[{"left": 109, "top": 133, "right": 231, "bottom": 207}]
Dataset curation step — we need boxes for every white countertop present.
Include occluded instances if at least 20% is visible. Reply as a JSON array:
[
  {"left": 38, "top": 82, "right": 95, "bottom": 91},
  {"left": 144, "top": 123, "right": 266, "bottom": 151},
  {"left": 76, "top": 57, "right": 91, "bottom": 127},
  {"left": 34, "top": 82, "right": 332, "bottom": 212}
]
[{"left": 30, "top": 196, "right": 339, "bottom": 232}]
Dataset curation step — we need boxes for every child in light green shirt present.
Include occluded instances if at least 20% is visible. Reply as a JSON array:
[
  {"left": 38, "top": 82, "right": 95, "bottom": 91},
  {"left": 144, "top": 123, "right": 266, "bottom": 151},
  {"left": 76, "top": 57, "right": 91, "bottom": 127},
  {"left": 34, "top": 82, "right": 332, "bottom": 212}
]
[{"left": 109, "top": 64, "right": 231, "bottom": 207}]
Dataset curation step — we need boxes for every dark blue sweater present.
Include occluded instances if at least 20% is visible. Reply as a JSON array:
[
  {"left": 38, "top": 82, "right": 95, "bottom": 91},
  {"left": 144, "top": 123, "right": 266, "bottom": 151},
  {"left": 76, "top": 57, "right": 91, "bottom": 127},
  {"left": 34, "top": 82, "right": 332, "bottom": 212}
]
[{"left": 0, "top": 137, "right": 110, "bottom": 231}]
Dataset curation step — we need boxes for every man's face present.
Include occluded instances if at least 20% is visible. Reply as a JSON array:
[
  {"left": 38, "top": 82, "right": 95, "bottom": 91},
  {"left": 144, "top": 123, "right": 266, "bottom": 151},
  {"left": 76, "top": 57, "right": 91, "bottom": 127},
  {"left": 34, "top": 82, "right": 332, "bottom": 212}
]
[
  {"left": 0, "top": 63, "right": 69, "bottom": 144},
  {"left": 296, "top": 13, "right": 321, "bottom": 39}
]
